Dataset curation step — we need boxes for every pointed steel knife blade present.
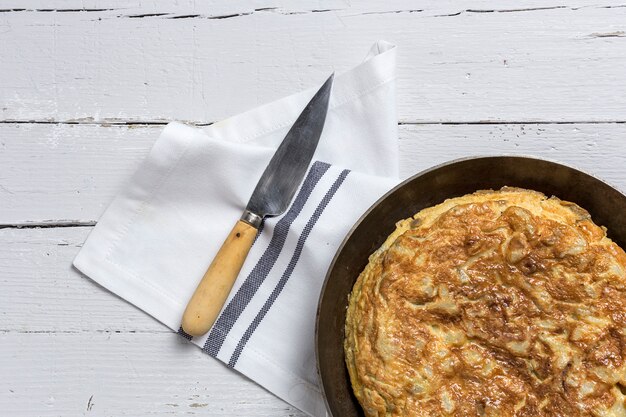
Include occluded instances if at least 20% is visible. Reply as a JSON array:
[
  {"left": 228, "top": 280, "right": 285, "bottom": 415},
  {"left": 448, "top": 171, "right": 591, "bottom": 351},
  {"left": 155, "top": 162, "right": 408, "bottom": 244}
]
[{"left": 242, "top": 73, "right": 334, "bottom": 227}]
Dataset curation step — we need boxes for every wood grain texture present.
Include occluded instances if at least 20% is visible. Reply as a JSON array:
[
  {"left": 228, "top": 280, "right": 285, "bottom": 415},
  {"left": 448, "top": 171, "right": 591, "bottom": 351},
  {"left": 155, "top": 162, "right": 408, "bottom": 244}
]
[
  {"left": 0, "top": 123, "right": 158, "bottom": 225},
  {"left": 0, "top": 227, "right": 163, "bottom": 333},
  {"left": 1, "top": 1, "right": 625, "bottom": 123},
  {"left": 0, "top": 332, "right": 304, "bottom": 416},
  {"left": 1, "top": 122, "right": 625, "bottom": 224},
  {"left": 398, "top": 123, "right": 626, "bottom": 191},
  {"left": 1, "top": 1, "right": 626, "bottom": 416}
]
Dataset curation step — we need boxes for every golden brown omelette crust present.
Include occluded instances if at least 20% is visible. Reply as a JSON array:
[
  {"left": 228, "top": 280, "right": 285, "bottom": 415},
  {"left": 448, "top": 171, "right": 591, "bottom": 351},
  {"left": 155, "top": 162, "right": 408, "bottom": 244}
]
[{"left": 345, "top": 187, "right": 626, "bottom": 417}]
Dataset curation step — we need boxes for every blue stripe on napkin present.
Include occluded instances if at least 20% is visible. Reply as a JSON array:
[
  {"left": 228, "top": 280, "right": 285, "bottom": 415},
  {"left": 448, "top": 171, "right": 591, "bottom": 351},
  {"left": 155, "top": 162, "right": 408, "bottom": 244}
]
[
  {"left": 228, "top": 168, "right": 350, "bottom": 367},
  {"left": 203, "top": 161, "right": 331, "bottom": 357}
]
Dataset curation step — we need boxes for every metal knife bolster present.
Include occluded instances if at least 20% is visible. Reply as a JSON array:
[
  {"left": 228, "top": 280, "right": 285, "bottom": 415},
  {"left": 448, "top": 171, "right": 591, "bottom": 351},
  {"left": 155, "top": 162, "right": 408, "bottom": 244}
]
[{"left": 240, "top": 209, "right": 263, "bottom": 229}]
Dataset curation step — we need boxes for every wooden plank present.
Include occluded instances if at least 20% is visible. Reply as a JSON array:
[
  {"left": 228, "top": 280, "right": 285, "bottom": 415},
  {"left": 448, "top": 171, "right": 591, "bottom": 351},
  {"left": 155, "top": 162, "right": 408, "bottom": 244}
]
[
  {"left": 0, "top": 123, "right": 160, "bottom": 225},
  {"left": 0, "top": 331, "right": 304, "bottom": 416},
  {"left": 6, "top": 0, "right": 621, "bottom": 13},
  {"left": 2, "top": 122, "right": 626, "bottom": 224},
  {"left": 398, "top": 122, "right": 626, "bottom": 191},
  {"left": 1, "top": 1, "right": 625, "bottom": 123},
  {"left": 0, "top": 226, "right": 163, "bottom": 332}
]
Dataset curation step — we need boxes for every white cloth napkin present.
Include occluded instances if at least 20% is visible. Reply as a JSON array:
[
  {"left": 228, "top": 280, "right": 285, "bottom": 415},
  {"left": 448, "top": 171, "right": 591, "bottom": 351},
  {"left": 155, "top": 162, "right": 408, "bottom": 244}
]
[{"left": 74, "top": 41, "right": 399, "bottom": 417}]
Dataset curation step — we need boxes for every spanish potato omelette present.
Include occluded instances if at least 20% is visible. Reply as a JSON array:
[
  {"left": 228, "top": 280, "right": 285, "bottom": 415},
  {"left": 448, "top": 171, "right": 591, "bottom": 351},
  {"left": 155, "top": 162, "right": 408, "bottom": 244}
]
[{"left": 344, "top": 187, "right": 626, "bottom": 416}]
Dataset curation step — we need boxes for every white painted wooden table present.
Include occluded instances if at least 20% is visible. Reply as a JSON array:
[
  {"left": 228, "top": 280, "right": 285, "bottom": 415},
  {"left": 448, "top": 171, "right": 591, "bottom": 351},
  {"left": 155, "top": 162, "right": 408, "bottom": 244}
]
[{"left": 1, "top": 1, "right": 625, "bottom": 415}]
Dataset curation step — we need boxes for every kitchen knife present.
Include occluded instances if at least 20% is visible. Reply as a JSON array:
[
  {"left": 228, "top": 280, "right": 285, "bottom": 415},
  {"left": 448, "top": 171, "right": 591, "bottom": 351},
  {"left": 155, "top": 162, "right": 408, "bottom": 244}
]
[{"left": 181, "top": 74, "right": 334, "bottom": 337}]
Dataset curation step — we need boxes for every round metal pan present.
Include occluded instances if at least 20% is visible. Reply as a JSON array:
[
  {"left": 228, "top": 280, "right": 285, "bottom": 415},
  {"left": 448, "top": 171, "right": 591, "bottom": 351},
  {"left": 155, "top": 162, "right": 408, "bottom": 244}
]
[{"left": 315, "top": 156, "right": 626, "bottom": 417}]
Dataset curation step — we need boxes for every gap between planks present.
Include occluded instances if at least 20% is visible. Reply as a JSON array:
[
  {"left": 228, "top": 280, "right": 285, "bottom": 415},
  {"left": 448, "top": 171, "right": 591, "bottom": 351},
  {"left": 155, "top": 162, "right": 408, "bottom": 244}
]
[
  {"left": 0, "top": 220, "right": 97, "bottom": 229},
  {"left": 0, "top": 4, "right": 625, "bottom": 19},
  {"left": 0, "top": 329, "right": 170, "bottom": 334},
  {"left": 1, "top": 120, "right": 626, "bottom": 126}
]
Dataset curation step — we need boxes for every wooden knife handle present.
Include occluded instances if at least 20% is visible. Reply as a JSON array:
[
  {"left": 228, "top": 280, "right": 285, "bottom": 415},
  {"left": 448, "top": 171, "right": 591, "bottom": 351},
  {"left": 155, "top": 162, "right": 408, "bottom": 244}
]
[{"left": 181, "top": 220, "right": 257, "bottom": 337}]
